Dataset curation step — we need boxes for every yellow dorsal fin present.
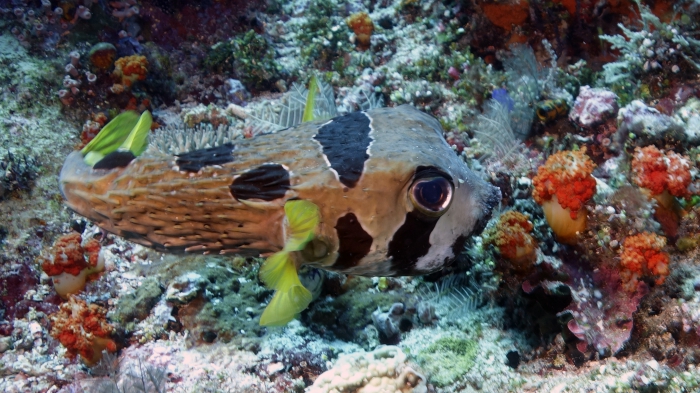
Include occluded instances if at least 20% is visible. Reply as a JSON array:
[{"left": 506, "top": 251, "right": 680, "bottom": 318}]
[
  {"left": 118, "top": 110, "right": 152, "bottom": 157},
  {"left": 81, "top": 111, "right": 140, "bottom": 165},
  {"left": 302, "top": 75, "right": 319, "bottom": 123},
  {"left": 258, "top": 200, "right": 320, "bottom": 326}
]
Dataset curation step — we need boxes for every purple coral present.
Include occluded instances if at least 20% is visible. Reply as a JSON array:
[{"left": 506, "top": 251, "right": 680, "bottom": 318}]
[{"left": 569, "top": 86, "right": 618, "bottom": 128}]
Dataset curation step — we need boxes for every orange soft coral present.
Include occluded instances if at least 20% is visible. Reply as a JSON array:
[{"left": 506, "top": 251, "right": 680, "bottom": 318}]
[
  {"left": 41, "top": 233, "right": 104, "bottom": 298},
  {"left": 113, "top": 55, "right": 148, "bottom": 87},
  {"left": 50, "top": 296, "right": 117, "bottom": 365},
  {"left": 480, "top": 0, "right": 529, "bottom": 32},
  {"left": 532, "top": 150, "right": 597, "bottom": 243},
  {"left": 631, "top": 145, "right": 691, "bottom": 199},
  {"left": 347, "top": 12, "right": 374, "bottom": 48},
  {"left": 619, "top": 232, "right": 670, "bottom": 292},
  {"left": 487, "top": 211, "right": 537, "bottom": 268}
]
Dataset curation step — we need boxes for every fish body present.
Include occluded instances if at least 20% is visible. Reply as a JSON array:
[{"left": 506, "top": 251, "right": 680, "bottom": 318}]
[
  {"left": 60, "top": 105, "right": 500, "bottom": 278},
  {"left": 535, "top": 98, "right": 569, "bottom": 123}
]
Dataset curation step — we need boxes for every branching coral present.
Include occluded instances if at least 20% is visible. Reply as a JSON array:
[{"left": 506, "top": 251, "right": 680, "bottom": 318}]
[
  {"left": 620, "top": 232, "right": 670, "bottom": 292},
  {"left": 41, "top": 233, "right": 104, "bottom": 298},
  {"left": 533, "top": 149, "right": 597, "bottom": 243},
  {"left": 600, "top": 0, "right": 700, "bottom": 86},
  {"left": 50, "top": 295, "right": 117, "bottom": 366}
]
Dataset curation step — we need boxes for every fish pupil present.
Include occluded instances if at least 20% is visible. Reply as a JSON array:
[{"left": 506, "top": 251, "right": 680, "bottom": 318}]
[{"left": 413, "top": 178, "right": 450, "bottom": 211}]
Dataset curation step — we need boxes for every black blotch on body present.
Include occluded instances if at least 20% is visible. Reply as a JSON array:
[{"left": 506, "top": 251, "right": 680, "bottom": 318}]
[
  {"left": 314, "top": 111, "right": 372, "bottom": 188},
  {"left": 175, "top": 143, "right": 235, "bottom": 172},
  {"left": 229, "top": 164, "right": 290, "bottom": 201},
  {"left": 387, "top": 211, "right": 438, "bottom": 275},
  {"left": 93, "top": 151, "right": 136, "bottom": 169},
  {"left": 333, "top": 213, "right": 373, "bottom": 270}
]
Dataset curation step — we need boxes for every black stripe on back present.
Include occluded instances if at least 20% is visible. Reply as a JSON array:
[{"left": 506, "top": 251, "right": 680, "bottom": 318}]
[
  {"left": 175, "top": 143, "right": 235, "bottom": 172},
  {"left": 229, "top": 164, "right": 290, "bottom": 201},
  {"left": 93, "top": 151, "right": 136, "bottom": 169},
  {"left": 313, "top": 111, "right": 372, "bottom": 188}
]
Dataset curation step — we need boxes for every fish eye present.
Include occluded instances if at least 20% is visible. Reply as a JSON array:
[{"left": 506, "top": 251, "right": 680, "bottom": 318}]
[{"left": 409, "top": 176, "right": 453, "bottom": 217}]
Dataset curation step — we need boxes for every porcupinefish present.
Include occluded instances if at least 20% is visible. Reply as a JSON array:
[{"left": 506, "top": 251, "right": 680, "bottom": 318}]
[{"left": 59, "top": 105, "right": 500, "bottom": 325}]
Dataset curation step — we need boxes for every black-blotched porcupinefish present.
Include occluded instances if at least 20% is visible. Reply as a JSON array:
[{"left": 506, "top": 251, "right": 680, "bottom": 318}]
[{"left": 59, "top": 105, "right": 500, "bottom": 325}]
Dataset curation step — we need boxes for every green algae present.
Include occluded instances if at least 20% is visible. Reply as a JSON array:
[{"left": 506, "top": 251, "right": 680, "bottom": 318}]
[
  {"left": 416, "top": 335, "right": 478, "bottom": 387},
  {"left": 113, "top": 277, "right": 164, "bottom": 325},
  {"left": 233, "top": 30, "right": 282, "bottom": 91}
]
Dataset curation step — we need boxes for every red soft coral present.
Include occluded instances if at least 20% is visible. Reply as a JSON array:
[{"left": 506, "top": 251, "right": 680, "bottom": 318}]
[
  {"left": 113, "top": 55, "right": 148, "bottom": 87},
  {"left": 620, "top": 232, "right": 670, "bottom": 292},
  {"left": 40, "top": 233, "right": 103, "bottom": 298},
  {"left": 50, "top": 296, "right": 117, "bottom": 365},
  {"left": 488, "top": 211, "right": 536, "bottom": 265},
  {"left": 41, "top": 233, "right": 88, "bottom": 276},
  {"left": 631, "top": 145, "right": 691, "bottom": 198},
  {"left": 533, "top": 149, "right": 597, "bottom": 219}
]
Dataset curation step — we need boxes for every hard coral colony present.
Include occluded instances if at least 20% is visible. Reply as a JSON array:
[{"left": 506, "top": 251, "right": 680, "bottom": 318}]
[{"left": 3, "top": 0, "right": 700, "bottom": 391}]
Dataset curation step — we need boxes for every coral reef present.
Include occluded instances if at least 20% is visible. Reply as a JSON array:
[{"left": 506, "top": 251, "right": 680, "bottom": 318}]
[
  {"left": 3, "top": 0, "right": 700, "bottom": 391},
  {"left": 309, "top": 346, "right": 426, "bottom": 393}
]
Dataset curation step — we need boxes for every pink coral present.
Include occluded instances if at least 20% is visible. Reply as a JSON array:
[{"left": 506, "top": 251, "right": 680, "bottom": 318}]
[{"left": 569, "top": 86, "right": 618, "bottom": 128}]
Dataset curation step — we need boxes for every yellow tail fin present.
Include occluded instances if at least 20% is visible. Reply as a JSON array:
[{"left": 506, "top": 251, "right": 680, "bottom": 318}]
[{"left": 258, "top": 200, "right": 320, "bottom": 326}]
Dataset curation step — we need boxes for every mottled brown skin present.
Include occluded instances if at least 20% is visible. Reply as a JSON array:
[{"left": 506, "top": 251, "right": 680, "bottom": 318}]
[{"left": 60, "top": 105, "right": 499, "bottom": 277}]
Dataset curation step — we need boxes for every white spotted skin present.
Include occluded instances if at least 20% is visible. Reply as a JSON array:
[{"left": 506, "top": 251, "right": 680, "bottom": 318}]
[{"left": 59, "top": 105, "right": 500, "bottom": 277}]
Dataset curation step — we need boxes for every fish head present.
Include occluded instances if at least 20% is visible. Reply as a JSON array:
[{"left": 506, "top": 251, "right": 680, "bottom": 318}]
[{"left": 309, "top": 105, "right": 501, "bottom": 276}]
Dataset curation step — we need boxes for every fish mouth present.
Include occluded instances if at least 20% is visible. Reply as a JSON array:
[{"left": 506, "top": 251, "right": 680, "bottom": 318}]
[{"left": 59, "top": 151, "right": 123, "bottom": 221}]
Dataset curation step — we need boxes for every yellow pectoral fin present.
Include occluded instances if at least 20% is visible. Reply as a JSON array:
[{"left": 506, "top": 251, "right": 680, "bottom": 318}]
[
  {"left": 283, "top": 200, "right": 320, "bottom": 251},
  {"left": 259, "top": 250, "right": 292, "bottom": 289},
  {"left": 259, "top": 251, "right": 312, "bottom": 326}
]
